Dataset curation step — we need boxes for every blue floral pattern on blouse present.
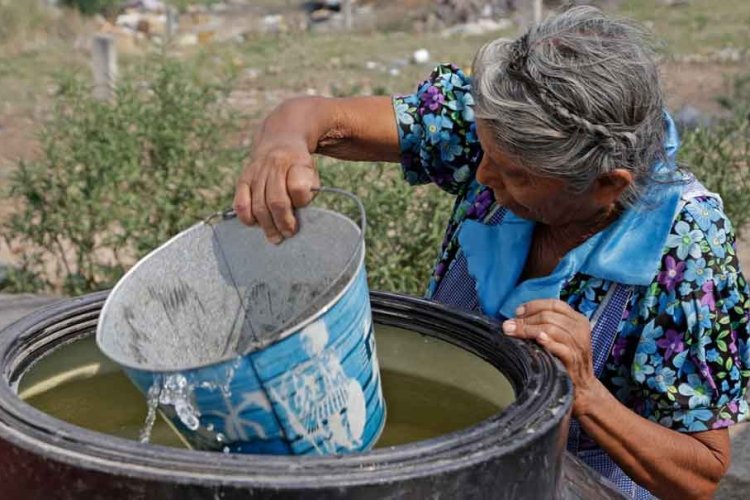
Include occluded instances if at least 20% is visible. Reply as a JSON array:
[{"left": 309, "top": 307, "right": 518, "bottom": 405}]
[{"left": 393, "top": 64, "right": 750, "bottom": 432}]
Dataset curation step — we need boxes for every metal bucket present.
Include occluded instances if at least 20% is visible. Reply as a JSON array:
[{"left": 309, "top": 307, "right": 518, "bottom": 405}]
[{"left": 96, "top": 189, "right": 385, "bottom": 455}]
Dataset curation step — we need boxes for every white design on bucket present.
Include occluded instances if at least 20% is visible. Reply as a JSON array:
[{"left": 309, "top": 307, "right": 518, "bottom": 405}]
[
  {"left": 269, "top": 319, "right": 367, "bottom": 453},
  {"left": 206, "top": 391, "right": 272, "bottom": 441}
]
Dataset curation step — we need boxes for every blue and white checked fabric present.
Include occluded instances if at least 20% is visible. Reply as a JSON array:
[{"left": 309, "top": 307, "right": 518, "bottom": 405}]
[
  {"left": 432, "top": 253, "right": 480, "bottom": 312},
  {"left": 431, "top": 205, "right": 506, "bottom": 314},
  {"left": 429, "top": 206, "right": 653, "bottom": 498},
  {"left": 565, "top": 284, "right": 654, "bottom": 499}
]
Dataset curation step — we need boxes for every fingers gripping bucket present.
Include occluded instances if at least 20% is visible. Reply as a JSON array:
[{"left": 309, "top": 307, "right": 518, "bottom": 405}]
[{"left": 96, "top": 188, "right": 385, "bottom": 455}]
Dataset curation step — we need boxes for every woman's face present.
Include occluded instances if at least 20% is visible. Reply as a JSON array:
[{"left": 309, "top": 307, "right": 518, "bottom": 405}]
[{"left": 475, "top": 119, "right": 618, "bottom": 227}]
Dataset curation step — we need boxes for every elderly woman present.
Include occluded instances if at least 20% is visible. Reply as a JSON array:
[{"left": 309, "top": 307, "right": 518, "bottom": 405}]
[{"left": 233, "top": 6, "right": 749, "bottom": 499}]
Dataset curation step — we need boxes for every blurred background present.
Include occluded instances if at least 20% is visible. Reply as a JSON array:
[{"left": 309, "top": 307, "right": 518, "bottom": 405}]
[{"left": 0, "top": 0, "right": 749, "bottom": 298}]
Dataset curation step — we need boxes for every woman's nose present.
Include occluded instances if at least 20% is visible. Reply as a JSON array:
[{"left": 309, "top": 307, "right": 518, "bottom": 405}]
[
  {"left": 476, "top": 155, "right": 504, "bottom": 190},
  {"left": 476, "top": 154, "right": 491, "bottom": 185}
]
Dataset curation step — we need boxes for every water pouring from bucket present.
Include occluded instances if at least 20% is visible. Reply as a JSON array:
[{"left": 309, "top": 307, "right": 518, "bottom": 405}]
[{"left": 96, "top": 188, "right": 385, "bottom": 455}]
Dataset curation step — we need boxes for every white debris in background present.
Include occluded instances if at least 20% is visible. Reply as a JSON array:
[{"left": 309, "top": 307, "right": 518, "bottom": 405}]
[
  {"left": 441, "top": 18, "right": 513, "bottom": 37},
  {"left": 128, "top": 0, "right": 165, "bottom": 11},
  {"left": 262, "top": 15, "right": 286, "bottom": 34},
  {"left": 412, "top": 48, "right": 430, "bottom": 64},
  {"left": 244, "top": 68, "right": 261, "bottom": 80},
  {"left": 177, "top": 33, "right": 198, "bottom": 47}
]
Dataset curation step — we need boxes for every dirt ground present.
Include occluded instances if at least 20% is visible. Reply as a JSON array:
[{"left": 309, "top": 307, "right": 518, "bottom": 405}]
[{"left": 660, "top": 61, "right": 743, "bottom": 115}]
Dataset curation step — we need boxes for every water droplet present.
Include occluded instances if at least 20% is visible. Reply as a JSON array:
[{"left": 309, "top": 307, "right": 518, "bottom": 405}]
[
  {"left": 139, "top": 378, "right": 162, "bottom": 443},
  {"left": 150, "top": 374, "right": 202, "bottom": 432}
]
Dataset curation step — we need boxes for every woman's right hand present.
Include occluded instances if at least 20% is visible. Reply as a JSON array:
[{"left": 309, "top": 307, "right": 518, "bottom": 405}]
[
  {"left": 234, "top": 143, "right": 320, "bottom": 243},
  {"left": 233, "top": 95, "right": 400, "bottom": 243},
  {"left": 233, "top": 131, "right": 320, "bottom": 244}
]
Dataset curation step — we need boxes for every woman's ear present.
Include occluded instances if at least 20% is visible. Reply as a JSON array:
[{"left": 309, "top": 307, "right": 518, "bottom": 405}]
[{"left": 593, "top": 169, "right": 633, "bottom": 207}]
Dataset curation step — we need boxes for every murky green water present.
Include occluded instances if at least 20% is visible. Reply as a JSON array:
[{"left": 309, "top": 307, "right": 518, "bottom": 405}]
[
  {"left": 19, "top": 325, "right": 514, "bottom": 449},
  {"left": 25, "top": 370, "right": 186, "bottom": 447},
  {"left": 375, "top": 369, "right": 501, "bottom": 447}
]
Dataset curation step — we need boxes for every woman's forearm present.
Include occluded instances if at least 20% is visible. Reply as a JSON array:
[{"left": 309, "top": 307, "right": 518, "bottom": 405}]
[
  {"left": 576, "top": 381, "right": 731, "bottom": 499},
  {"left": 258, "top": 96, "right": 401, "bottom": 162}
]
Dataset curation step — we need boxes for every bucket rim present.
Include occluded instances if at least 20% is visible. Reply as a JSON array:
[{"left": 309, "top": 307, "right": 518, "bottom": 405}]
[{"left": 95, "top": 206, "right": 365, "bottom": 373}]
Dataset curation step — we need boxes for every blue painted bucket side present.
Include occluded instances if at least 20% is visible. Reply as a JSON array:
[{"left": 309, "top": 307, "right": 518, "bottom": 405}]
[
  {"left": 253, "top": 268, "right": 384, "bottom": 455},
  {"left": 126, "top": 266, "right": 385, "bottom": 455}
]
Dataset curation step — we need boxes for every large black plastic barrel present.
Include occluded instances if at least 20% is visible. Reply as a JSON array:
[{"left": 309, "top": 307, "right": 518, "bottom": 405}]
[{"left": 0, "top": 291, "right": 578, "bottom": 499}]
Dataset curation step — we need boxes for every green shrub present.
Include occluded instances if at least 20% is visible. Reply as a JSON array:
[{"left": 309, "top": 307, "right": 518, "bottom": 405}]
[
  {"left": 316, "top": 159, "right": 454, "bottom": 296},
  {"left": 2, "top": 56, "right": 243, "bottom": 295},
  {"left": 680, "top": 76, "right": 750, "bottom": 235},
  {"left": 680, "top": 118, "right": 750, "bottom": 236}
]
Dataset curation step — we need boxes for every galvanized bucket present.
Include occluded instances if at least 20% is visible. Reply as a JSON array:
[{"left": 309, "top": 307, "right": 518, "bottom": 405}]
[{"left": 96, "top": 188, "right": 385, "bottom": 455}]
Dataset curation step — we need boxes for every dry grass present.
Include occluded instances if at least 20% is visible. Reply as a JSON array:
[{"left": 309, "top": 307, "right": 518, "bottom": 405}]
[{"left": 618, "top": 0, "right": 750, "bottom": 56}]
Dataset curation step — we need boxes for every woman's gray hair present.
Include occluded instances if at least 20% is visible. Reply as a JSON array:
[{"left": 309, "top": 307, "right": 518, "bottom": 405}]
[{"left": 472, "top": 5, "right": 665, "bottom": 204}]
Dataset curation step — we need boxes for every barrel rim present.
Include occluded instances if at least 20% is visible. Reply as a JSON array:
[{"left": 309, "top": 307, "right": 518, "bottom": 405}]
[{"left": 0, "top": 290, "right": 573, "bottom": 488}]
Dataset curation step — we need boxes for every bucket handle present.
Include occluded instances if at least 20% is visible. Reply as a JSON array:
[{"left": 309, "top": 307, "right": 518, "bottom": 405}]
[
  {"left": 311, "top": 186, "right": 367, "bottom": 240},
  {"left": 208, "top": 186, "right": 367, "bottom": 354},
  {"left": 212, "top": 186, "right": 367, "bottom": 240}
]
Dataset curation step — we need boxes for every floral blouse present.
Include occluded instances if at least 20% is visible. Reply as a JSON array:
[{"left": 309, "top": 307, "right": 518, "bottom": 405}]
[{"left": 393, "top": 64, "right": 750, "bottom": 432}]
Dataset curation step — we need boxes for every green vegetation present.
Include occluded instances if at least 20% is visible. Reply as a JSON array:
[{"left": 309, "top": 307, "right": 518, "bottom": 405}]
[
  {"left": 316, "top": 160, "right": 453, "bottom": 295},
  {"left": 618, "top": 0, "right": 750, "bottom": 55},
  {"left": 680, "top": 74, "right": 750, "bottom": 233},
  {"left": 0, "top": 0, "right": 87, "bottom": 53},
  {"left": 2, "top": 56, "right": 243, "bottom": 294},
  {"left": 6, "top": 59, "right": 748, "bottom": 296},
  {"left": 166, "top": 0, "right": 222, "bottom": 12}
]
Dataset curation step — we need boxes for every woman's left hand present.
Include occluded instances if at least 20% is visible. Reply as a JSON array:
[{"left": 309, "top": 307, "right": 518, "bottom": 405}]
[{"left": 502, "top": 299, "right": 600, "bottom": 417}]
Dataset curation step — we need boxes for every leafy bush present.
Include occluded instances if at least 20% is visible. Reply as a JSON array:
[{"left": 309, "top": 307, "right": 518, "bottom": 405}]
[
  {"left": 680, "top": 118, "right": 750, "bottom": 235},
  {"left": 2, "top": 56, "right": 242, "bottom": 294},
  {"left": 680, "top": 75, "right": 750, "bottom": 235},
  {"left": 316, "top": 159, "right": 454, "bottom": 295}
]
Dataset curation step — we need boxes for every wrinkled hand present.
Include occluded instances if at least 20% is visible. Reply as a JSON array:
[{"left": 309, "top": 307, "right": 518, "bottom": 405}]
[
  {"left": 502, "top": 299, "right": 600, "bottom": 417},
  {"left": 233, "top": 140, "right": 319, "bottom": 244}
]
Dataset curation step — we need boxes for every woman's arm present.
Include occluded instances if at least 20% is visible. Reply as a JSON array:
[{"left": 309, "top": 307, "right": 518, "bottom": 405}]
[
  {"left": 258, "top": 96, "right": 401, "bottom": 162},
  {"left": 576, "top": 381, "right": 730, "bottom": 499},
  {"left": 503, "top": 299, "right": 732, "bottom": 499},
  {"left": 234, "top": 96, "right": 399, "bottom": 240}
]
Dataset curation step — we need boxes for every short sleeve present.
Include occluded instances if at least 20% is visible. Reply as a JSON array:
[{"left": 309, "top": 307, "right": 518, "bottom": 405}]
[
  {"left": 392, "top": 64, "right": 481, "bottom": 195},
  {"left": 625, "top": 197, "right": 750, "bottom": 432}
]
